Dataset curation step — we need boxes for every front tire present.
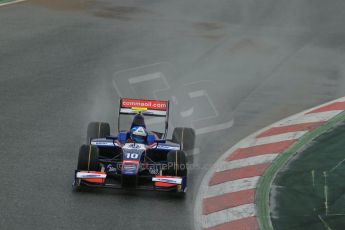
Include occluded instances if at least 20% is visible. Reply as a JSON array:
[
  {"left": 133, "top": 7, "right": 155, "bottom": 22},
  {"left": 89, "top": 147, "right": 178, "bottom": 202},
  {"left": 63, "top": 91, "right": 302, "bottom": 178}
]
[
  {"left": 77, "top": 145, "right": 100, "bottom": 171},
  {"left": 166, "top": 150, "right": 187, "bottom": 177},
  {"left": 86, "top": 122, "right": 110, "bottom": 144}
]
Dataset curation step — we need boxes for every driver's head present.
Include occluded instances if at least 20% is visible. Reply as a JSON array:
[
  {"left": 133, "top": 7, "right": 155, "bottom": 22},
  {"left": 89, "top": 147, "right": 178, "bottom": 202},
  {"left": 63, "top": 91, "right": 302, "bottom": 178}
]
[
  {"left": 130, "top": 126, "right": 148, "bottom": 143},
  {"left": 131, "top": 114, "right": 146, "bottom": 128}
]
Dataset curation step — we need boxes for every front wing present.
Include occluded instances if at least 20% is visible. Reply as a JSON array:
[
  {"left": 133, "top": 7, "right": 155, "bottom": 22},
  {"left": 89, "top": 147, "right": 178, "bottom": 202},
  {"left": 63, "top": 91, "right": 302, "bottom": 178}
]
[{"left": 73, "top": 171, "right": 187, "bottom": 193}]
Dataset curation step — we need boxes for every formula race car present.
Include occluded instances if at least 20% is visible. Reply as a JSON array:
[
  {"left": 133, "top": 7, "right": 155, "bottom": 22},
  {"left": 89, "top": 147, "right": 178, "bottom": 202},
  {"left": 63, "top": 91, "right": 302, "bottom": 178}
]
[{"left": 73, "top": 98, "right": 195, "bottom": 193}]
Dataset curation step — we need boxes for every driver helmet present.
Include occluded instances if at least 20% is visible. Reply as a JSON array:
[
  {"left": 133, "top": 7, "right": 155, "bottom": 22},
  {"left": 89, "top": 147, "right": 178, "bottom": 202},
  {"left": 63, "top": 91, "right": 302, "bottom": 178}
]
[{"left": 130, "top": 126, "right": 148, "bottom": 143}]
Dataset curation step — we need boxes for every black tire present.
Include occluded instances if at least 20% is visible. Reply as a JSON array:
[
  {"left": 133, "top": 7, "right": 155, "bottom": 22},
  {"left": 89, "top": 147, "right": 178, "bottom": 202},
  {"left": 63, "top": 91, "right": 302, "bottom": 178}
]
[
  {"left": 86, "top": 122, "right": 110, "bottom": 143},
  {"left": 172, "top": 127, "right": 195, "bottom": 152},
  {"left": 77, "top": 145, "right": 100, "bottom": 171},
  {"left": 166, "top": 150, "right": 187, "bottom": 177}
]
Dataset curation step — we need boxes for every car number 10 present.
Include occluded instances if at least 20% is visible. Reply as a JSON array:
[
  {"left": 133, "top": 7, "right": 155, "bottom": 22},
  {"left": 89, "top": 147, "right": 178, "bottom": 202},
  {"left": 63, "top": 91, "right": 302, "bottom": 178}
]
[{"left": 126, "top": 153, "right": 139, "bottom": 159}]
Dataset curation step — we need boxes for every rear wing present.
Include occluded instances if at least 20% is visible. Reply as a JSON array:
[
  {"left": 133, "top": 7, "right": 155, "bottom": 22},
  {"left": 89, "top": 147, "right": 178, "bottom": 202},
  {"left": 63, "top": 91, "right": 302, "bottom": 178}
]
[
  {"left": 119, "top": 98, "right": 169, "bottom": 117},
  {"left": 118, "top": 98, "right": 170, "bottom": 138}
]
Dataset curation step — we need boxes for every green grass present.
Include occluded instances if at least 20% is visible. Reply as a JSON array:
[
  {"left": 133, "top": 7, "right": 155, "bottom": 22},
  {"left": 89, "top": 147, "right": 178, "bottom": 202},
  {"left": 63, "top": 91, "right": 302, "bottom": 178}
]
[
  {"left": 256, "top": 111, "right": 345, "bottom": 230},
  {"left": 272, "top": 123, "right": 345, "bottom": 229},
  {"left": 0, "top": 0, "right": 16, "bottom": 4}
]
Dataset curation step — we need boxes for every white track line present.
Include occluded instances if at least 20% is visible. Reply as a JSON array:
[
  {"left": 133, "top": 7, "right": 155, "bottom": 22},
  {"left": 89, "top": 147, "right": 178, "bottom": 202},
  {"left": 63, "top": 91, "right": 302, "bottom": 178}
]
[
  {"left": 202, "top": 203, "right": 256, "bottom": 228},
  {"left": 195, "top": 120, "right": 234, "bottom": 135},
  {"left": 274, "top": 110, "right": 342, "bottom": 127},
  {"left": 205, "top": 176, "right": 260, "bottom": 198},
  {"left": 0, "top": 0, "right": 26, "bottom": 7},
  {"left": 329, "top": 157, "right": 345, "bottom": 172},
  {"left": 128, "top": 72, "right": 163, "bottom": 84},
  {"left": 237, "top": 131, "right": 307, "bottom": 148},
  {"left": 216, "top": 154, "right": 279, "bottom": 172}
]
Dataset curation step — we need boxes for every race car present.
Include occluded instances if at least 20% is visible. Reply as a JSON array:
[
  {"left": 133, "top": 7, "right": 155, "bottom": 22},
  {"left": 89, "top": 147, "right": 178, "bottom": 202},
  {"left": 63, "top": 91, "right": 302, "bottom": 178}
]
[{"left": 73, "top": 98, "right": 195, "bottom": 193}]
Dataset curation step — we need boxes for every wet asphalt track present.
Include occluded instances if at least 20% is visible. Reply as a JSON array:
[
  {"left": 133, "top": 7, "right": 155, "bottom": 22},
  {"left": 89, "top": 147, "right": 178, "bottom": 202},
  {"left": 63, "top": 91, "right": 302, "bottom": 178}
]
[{"left": 1, "top": 0, "right": 345, "bottom": 229}]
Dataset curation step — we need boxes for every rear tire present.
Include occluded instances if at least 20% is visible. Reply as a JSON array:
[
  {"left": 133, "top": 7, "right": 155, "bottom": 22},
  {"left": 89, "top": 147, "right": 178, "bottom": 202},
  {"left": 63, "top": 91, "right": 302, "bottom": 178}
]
[
  {"left": 86, "top": 122, "right": 110, "bottom": 143},
  {"left": 172, "top": 127, "right": 195, "bottom": 163},
  {"left": 77, "top": 145, "right": 100, "bottom": 171},
  {"left": 166, "top": 150, "right": 187, "bottom": 177},
  {"left": 172, "top": 127, "right": 195, "bottom": 152}
]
